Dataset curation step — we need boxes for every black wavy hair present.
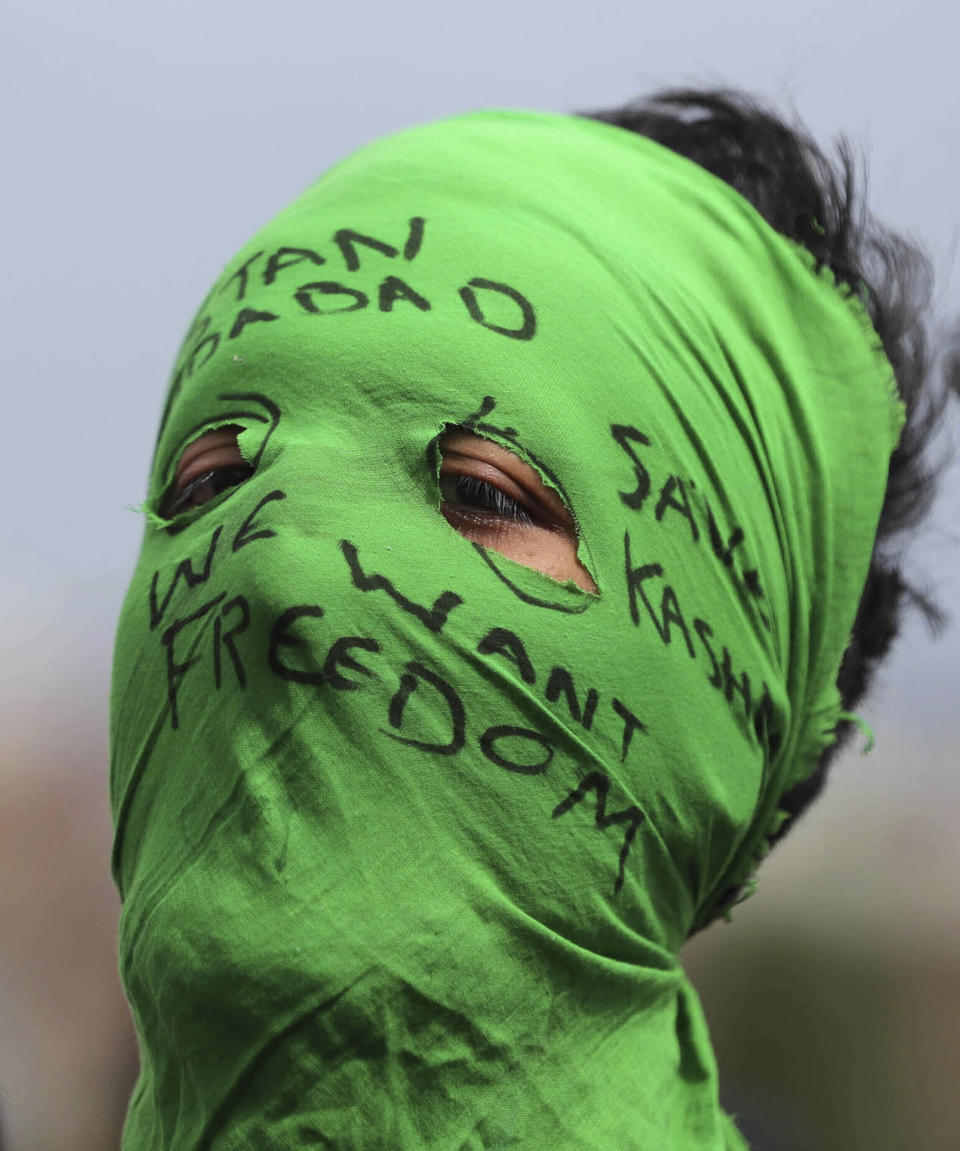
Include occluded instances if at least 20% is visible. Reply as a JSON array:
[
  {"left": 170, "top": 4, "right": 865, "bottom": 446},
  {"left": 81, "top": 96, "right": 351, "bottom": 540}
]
[{"left": 580, "top": 88, "right": 958, "bottom": 929}]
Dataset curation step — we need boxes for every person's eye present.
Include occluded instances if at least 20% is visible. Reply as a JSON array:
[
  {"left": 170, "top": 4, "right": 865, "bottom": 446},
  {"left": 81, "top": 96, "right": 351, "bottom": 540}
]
[
  {"left": 439, "top": 474, "right": 535, "bottom": 526},
  {"left": 160, "top": 427, "right": 252, "bottom": 519},
  {"left": 435, "top": 429, "right": 597, "bottom": 593},
  {"left": 162, "top": 464, "right": 254, "bottom": 518}
]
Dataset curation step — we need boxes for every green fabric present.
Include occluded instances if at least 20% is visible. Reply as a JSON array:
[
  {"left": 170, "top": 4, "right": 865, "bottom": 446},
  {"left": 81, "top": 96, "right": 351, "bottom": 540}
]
[{"left": 110, "top": 110, "right": 904, "bottom": 1149}]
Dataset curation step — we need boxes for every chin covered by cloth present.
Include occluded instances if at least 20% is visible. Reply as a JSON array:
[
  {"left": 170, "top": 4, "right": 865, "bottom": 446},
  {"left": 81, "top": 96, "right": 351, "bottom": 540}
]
[{"left": 110, "top": 110, "right": 903, "bottom": 1149}]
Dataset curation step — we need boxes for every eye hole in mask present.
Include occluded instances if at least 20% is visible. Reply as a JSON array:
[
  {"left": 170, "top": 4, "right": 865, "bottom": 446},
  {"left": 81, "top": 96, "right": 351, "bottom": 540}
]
[
  {"left": 158, "top": 423, "right": 595, "bottom": 592},
  {"left": 159, "top": 425, "right": 253, "bottom": 519},
  {"left": 437, "top": 429, "right": 597, "bottom": 593}
]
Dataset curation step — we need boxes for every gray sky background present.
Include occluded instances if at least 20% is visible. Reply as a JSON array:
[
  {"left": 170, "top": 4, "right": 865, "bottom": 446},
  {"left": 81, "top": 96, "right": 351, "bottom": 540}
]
[{"left": 2, "top": 0, "right": 958, "bottom": 800}]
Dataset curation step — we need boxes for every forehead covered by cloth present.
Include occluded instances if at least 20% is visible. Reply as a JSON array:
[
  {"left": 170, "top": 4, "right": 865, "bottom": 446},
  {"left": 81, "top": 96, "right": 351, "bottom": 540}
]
[{"left": 158, "top": 109, "right": 903, "bottom": 919}]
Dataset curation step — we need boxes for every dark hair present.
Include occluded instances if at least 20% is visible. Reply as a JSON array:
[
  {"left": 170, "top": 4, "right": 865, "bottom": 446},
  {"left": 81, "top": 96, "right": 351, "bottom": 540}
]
[{"left": 579, "top": 88, "right": 957, "bottom": 929}]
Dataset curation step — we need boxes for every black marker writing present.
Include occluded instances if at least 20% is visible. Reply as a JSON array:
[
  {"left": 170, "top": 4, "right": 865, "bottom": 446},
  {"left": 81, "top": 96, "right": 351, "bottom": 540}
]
[
  {"left": 693, "top": 617, "right": 722, "bottom": 688},
  {"left": 267, "top": 605, "right": 384, "bottom": 691},
  {"left": 611, "top": 424, "right": 653, "bottom": 511},
  {"left": 545, "top": 666, "right": 599, "bottom": 731},
  {"left": 382, "top": 661, "right": 466, "bottom": 755},
  {"left": 295, "top": 281, "right": 368, "bottom": 315},
  {"left": 149, "top": 527, "right": 222, "bottom": 630},
  {"left": 228, "top": 308, "right": 279, "bottom": 340},
  {"left": 218, "top": 251, "right": 264, "bottom": 302},
  {"left": 403, "top": 216, "right": 426, "bottom": 261},
  {"left": 378, "top": 275, "right": 431, "bottom": 313},
  {"left": 721, "top": 645, "right": 752, "bottom": 717},
  {"left": 213, "top": 595, "right": 250, "bottom": 690},
  {"left": 268, "top": 605, "right": 327, "bottom": 685},
  {"left": 458, "top": 277, "right": 536, "bottom": 341},
  {"left": 161, "top": 593, "right": 226, "bottom": 730},
  {"left": 609, "top": 697, "right": 647, "bottom": 762},
  {"left": 232, "top": 490, "right": 287, "bottom": 552},
  {"left": 340, "top": 539, "right": 464, "bottom": 633},
  {"left": 655, "top": 475, "right": 698, "bottom": 543},
  {"left": 187, "top": 332, "right": 220, "bottom": 376},
  {"left": 610, "top": 423, "right": 769, "bottom": 629},
  {"left": 333, "top": 227, "right": 399, "bottom": 272},
  {"left": 623, "top": 529, "right": 768, "bottom": 731},
  {"left": 322, "top": 636, "right": 382, "bottom": 691},
  {"left": 263, "top": 247, "right": 326, "bottom": 286},
  {"left": 623, "top": 546, "right": 695, "bottom": 658},
  {"left": 476, "top": 627, "right": 537, "bottom": 684},
  {"left": 552, "top": 771, "right": 645, "bottom": 895},
  {"left": 479, "top": 725, "right": 554, "bottom": 775},
  {"left": 704, "top": 500, "right": 745, "bottom": 568}
]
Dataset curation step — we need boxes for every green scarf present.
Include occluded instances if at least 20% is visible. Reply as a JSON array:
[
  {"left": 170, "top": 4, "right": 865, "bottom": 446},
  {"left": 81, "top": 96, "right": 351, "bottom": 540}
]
[{"left": 110, "top": 109, "right": 903, "bottom": 1149}]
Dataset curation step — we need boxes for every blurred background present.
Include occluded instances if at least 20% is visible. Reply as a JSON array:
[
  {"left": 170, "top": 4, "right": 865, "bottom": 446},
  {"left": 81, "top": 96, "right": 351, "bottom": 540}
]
[{"left": 1, "top": 1, "right": 958, "bottom": 1148}]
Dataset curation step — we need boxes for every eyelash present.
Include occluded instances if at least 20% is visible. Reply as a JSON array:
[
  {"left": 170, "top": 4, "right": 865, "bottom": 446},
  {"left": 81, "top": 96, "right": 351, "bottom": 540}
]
[
  {"left": 162, "top": 464, "right": 253, "bottom": 518},
  {"left": 441, "top": 474, "right": 534, "bottom": 525}
]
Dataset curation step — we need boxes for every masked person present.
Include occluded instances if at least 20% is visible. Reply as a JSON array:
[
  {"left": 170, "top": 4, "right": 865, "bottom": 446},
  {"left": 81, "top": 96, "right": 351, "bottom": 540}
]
[{"left": 110, "top": 88, "right": 951, "bottom": 1149}]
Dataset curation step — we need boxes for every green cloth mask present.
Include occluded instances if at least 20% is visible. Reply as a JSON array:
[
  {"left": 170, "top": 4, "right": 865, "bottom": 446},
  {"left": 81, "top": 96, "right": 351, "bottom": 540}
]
[{"left": 110, "top": 110, "right": 903, "bottom": 1149}]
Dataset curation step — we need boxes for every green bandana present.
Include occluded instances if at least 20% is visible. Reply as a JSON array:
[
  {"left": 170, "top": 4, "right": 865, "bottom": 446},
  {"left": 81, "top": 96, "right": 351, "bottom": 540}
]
[{"left": 110, "top": 110, "right": 903, "bottom": 1149}]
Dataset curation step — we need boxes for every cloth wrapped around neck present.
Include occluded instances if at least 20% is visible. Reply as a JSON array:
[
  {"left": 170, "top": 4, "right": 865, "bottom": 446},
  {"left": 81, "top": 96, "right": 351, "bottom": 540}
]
[{"left": 110, "top": 109, "right": 903, "bottom": 1149}]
